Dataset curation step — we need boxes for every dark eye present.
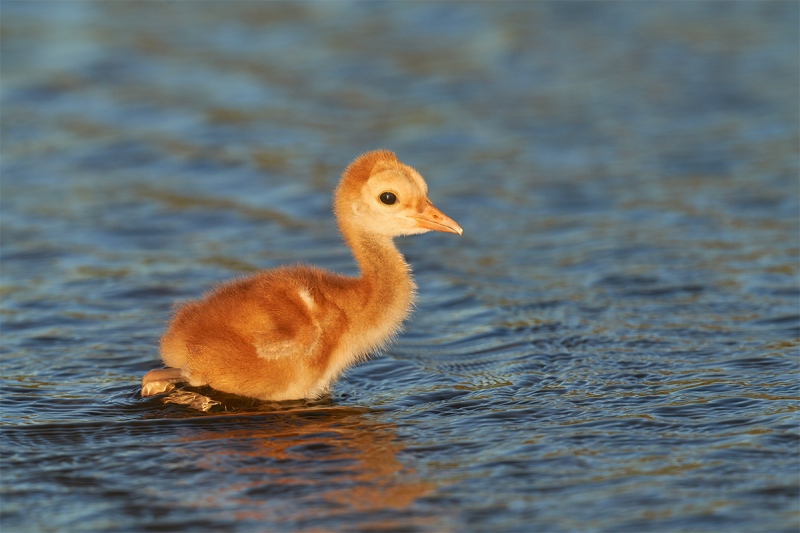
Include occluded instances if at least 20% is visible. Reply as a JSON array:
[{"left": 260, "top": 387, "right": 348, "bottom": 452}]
[{"left": 379, "top": 192, "right": 397, "bottom": 205}]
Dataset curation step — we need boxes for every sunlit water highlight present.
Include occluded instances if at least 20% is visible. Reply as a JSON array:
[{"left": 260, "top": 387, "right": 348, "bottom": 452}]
[{"left": 1, "top": 2, "right": 798, "bottom": 532}]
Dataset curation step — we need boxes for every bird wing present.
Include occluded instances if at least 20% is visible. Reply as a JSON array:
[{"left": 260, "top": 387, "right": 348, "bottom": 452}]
[{"left": 248, "top": 275, "right": 326, "bottom": 363}]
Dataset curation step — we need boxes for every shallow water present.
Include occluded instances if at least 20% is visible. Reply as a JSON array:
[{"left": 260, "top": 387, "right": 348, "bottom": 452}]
[{"left": 1, "top": 2, "right": 798, "bottom": 532}]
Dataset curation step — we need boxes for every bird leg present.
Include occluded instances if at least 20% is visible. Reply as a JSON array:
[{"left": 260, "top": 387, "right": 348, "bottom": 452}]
[{"left": 141, "top": 368, "right": 185, "bottom": 397}]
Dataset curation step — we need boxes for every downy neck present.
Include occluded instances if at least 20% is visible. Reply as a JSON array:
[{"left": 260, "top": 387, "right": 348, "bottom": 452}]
[{"left": 342, "top": 223, "right": 416, "bottom": 326}]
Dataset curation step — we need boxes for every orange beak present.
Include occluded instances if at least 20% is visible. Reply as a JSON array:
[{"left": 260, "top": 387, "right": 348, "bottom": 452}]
[{"left": 413, "top": 202, "right": 463, "bottom": 235}]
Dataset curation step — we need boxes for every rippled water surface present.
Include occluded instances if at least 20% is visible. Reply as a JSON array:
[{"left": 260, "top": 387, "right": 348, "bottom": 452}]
[{"left": 2, "top": 2, "right": 798, "bottom": 532}]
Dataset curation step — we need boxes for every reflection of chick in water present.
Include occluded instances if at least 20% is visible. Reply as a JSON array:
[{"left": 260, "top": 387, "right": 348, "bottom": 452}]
[{"left": 174, "top": 409, "right": 435, "bottom": 527}]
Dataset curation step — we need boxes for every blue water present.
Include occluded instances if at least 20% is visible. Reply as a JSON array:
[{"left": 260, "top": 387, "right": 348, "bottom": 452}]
[{"left": 2, "top": 2, "right": 798, "bottom": 532}]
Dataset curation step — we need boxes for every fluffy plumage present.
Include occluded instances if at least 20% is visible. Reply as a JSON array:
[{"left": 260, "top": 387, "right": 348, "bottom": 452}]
[{"left": 141, "top": 150, "right": 461, "bottom": 401}]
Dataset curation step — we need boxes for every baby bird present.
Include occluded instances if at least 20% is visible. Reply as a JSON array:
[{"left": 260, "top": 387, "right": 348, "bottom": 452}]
[{"left": 141, "top": 150, "right": 462, "bottom": 401}]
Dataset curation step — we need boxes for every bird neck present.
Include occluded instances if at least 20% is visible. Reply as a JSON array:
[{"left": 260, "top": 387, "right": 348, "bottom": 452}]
[{"left": 343, "top": 225, "right": 416, "bottom": 327}]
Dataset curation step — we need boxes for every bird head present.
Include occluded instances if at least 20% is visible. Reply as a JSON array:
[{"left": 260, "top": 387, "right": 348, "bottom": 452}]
[{"left": 335, "top": 150, "right": 462, "bottom": 238}]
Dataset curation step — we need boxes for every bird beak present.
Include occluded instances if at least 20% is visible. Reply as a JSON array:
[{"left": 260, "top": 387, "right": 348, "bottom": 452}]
[{"left": 413, "top": 202, "right": 463, "bottom": 235}]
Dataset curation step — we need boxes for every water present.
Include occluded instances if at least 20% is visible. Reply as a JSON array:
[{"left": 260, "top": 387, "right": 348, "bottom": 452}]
[{"left": 1, "top": 2, "right": 798, "bottom": 531}]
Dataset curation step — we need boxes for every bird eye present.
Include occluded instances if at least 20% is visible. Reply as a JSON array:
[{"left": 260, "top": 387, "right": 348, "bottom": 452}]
[{"left": 379, "top": 192, "right": 397, "bottom": 205}]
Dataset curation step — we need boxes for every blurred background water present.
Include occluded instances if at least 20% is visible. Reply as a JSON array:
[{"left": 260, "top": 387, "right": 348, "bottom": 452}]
[{"left": 1, "top": 1, "right": 798, "bottom": 532}]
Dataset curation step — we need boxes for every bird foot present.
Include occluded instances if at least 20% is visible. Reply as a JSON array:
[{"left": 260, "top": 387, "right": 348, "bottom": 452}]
[
  {"left": 164, "top": 390, "right": 221, "bottom": 412},
  {"left": 141, "top": 368, "right": 185, "bottom": 397}
]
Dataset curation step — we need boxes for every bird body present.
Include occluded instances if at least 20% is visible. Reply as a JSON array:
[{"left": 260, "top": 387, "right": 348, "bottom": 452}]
[{"left": 141, "top": 150, "right": 461, "bottom": 401}]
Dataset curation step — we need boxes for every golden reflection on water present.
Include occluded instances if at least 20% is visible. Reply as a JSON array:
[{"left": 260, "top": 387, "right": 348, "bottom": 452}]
[{"left": 175, "top": 408, "right": 436, "bottom": 529}]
